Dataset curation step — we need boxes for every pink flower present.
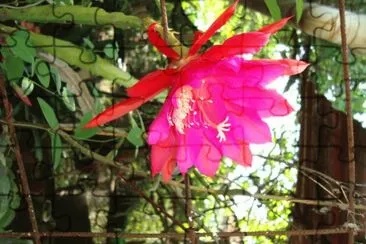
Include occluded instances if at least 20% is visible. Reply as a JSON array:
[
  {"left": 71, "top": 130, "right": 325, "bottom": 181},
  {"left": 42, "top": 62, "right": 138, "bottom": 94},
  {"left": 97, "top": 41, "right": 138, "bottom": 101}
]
[{"left": 85, "top": 0, "right": 308, "bottom": 182}]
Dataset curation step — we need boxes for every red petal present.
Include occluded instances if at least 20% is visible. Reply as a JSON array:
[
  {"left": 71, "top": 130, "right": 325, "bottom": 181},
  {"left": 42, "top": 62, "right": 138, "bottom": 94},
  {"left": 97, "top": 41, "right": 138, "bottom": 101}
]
[
  {"left": 86, "top": 69, "right": 176, "bottom": 128},
  {"left": 188, "top": 0, "right": 239, "bottom": 56},
  {"left": 12, "top": 84, "right": 32, "bottom": 106},
  {"left": 151, "top": 136, "right": 177, "bottom": 182},
  {"left": 202, "top": 32, "right": 270, "bottom": 60},
  {"left": 258, "top": 16, "right": 292, "bottom": 34},
  {"left": 148, "top": 23, "right": 180, "bottom": 60},
  {"left": 18, "top": 95, "right": 32, "bottom": 106},
  {"left": 84, "top": 97, "right": 145, "bottom": 128},
  {"left": 126, "top": 69, "right": 174, "bottom": 98},
  {"left": 162, "top": 160, "right": 176, "bottom": 182},
  {"left": 193, "top": 31, "right": 203, "bottom": 43}
]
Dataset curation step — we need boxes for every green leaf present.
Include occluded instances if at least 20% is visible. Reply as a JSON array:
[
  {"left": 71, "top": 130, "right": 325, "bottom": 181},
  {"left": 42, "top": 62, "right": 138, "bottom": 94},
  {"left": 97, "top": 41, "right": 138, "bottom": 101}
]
[
  {"left": 91, "top": 86, "right": 104, "bottom": 113},
  {"left": 103, "top": 43, "right": 118, "bottom": 60},
  {"left": 32, "top": 129, "right": 43, "bottom": 162},
  {"left": 51, "top": 133, "right": 62, "bottom": 170},
  {"left": 35, "top": 59, "right": 50, "bottom": 88},
  {"left": 0, "top": 166, "right": 12, "bottom": 229},
  {"left": 50, "top": 66, "right": 62, "bottom": 94},
  {"left": 264, "top": 0, "right": 282, "bottom": 20},
  {"left": 0, "top": 48, "right": 11, "bottom": 59},
  {"left": 37, "top": 97, "right": 59, "bottom": 129},
  {"left": 10, "top": 193, "right": 20, "bottom": 209},
  {"left": 0, "top": 171, "right": 10, "bottom": 196},
  {"left": 82, "top": 37, "right": 95, "bottom": 49},
  {"left": 295, "top": 0, "right": 304, "bottom": 23},
  {"left": 61, "top": 87, "right": 76, "bottom": 111},
  {"left": 0, "top": 210, "right": 15, "bottom": 229},
  {"left": 54, "top": 0, "right": 74, "bottom": 5},
  {"left": 127, "top": 126, "right": 144, "bottom": 147},
  {"left": 3, "top": 56, "right": 24, "bottom": 82},
  {"left": 21, "top": 77, "right": 34, "bottom": 96},
  {"left": 0, "top": 155, "right": 5, "bottom": 168},
  {"left": 74, "top": 112, "right": 101, "bottom": 140},
  {"left": 6, "top": 31, "right": 36, "bottom": 65}
]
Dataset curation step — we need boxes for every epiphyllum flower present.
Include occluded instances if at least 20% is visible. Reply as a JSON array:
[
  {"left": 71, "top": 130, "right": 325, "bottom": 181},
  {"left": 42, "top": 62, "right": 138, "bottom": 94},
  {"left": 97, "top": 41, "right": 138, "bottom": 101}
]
[{"left": 85, "top": 0, "right": 308, "bottom": 181}]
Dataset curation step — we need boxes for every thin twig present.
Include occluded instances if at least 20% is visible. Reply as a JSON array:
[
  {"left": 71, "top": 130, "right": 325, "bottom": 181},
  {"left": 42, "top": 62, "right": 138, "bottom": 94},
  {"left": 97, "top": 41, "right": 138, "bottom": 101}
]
[
  {"left": 0, "top": 120, "right": 127, "bottom": 137},
  {"left": 0, "top": 74, "right": 41, "bottom": 244},
  {"left": 0, "top": 0, "right": 48, "bottom": 9},
  {"left": 337, "top": 0, "right": 356, "bottom": 242}
]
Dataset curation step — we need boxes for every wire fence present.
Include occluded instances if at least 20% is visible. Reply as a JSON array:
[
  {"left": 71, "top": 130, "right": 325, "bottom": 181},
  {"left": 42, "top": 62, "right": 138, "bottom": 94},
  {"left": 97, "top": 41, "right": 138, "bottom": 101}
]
[{"left": 0, "top": 0, "right": 363, "bottom": 243}]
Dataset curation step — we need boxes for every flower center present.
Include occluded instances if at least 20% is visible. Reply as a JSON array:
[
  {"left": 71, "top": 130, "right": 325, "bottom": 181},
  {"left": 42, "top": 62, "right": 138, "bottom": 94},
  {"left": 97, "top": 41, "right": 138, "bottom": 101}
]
[
  {"left": 169, "top": 85, "right": 193, "bottom": 134},
  {"left": 168, "top": 83, "right": 231, "bottom": 142}
]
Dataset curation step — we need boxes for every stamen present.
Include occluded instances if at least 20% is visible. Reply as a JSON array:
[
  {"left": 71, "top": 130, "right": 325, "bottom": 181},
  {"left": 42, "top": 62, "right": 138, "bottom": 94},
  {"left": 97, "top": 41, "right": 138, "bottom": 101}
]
[
  {"left": 216, "top": 116, "right": 231, "bottom": 142},
  {"left": 170, "top": 86, "right": 193, "bottom": 134}
]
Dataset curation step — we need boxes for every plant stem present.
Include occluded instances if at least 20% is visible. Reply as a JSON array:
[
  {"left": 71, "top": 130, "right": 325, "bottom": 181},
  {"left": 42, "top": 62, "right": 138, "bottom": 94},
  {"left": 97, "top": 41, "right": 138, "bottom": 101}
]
[{"left": 0, "top": 6, "right": 142, "bottom": 30}]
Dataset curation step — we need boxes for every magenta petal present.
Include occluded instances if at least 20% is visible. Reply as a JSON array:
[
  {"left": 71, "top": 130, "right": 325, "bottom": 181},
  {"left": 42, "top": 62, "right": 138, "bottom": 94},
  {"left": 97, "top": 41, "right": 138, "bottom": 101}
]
[
  {"left": 150, "top": 134, "right": 178, "bottom": 181},
  {"left": 176, "top": 129, "right": 203, "bottom": 174},
  {"left": 224, "top": 87, "right": 294, "bottom": 116},
  {"left": 223, "top": 59, "right": 306, "bottom": 88},
  {"left": 202, "top": 32, "right": 270, "bottom": 60},
  {"left": 147, "top": 102, "right": 173, "bottom": 145},
  {"left": 230, "top": 110, "right": 272, "bottom": 144},
  {"left": 195, "top": 141, "right": 222, "bottom": 176},
  {"left": 222, "top": 143, "right": 252, "bottom": 167},
  {"left": 265, "top": 59, "right": 309, "bottom": 75},
  {"left": 196, "top": 82, "right": 228, "bottom": 124}
]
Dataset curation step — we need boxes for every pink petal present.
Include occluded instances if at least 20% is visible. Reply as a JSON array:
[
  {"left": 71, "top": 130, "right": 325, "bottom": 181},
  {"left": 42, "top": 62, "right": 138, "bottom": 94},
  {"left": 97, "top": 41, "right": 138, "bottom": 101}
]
[
  {"left": 258, "top": 16, "right": 292, "bottom": 34},
  {"left": 223, "top": 87, "right": 294, "bottom": 116},
  {"left": 188, "top": 0, "right": 239, "bottom": 56},
  {"left": 147, "top": 102, "right": 173, "bottom": 145},
  {"left": 176, "top": 129, "right": 204, "bottom": 174},
  {"left": 222, "top": 143, "right": 252, "bottom": 167},
  {"left": 126, "top": 69, "right": 175, "bottom": 98},
  {"left": 226, "top": 59, "right": 308, "bottom": 88},
  {"left": 85, "top": 97, "right": 144, "bottom": 128},
  {"left": 195, "top": 82, "right": 228, "bottom": 124},
  {"left": 266, "top": 59, "right": 310, "bottom": 75},
  {"left": 202, "top": 32, "right": 270, "bottom": 60},
  {"left": 195, "top": 140, "right": 222, "bottom": 176},
  {"left": 230, "top": 110, "right": 272, "bottom": 144},
  {"left": 151, "top": 142, "right": 177, "bottom": 182},
  {"left": 148, "top": 23, "right": 180, "bottom": 60},
  {"left": 150, "top": 135, "right": 177, "bottom": 177}
]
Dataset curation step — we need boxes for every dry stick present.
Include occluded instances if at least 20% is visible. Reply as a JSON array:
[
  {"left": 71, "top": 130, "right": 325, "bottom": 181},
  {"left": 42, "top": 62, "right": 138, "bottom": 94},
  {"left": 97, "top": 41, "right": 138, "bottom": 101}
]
[
  {"left": 337, "top": 0, "right": 356, "bottom": 243},
  {"left": 160, "top": 0, "right": 169, "bottom": 42},
  {"left": 0, "top": 227, "right": 365, "bottom": 239},
  {"left": 116, "top": 173, "right": 186, "bottom": 231},
  {"left": 184, "top": 174, "right": 196, "bottom": 243},
  {"left": 297, "top": 40, "right": 311, "bottom": 243},
  {"left": 0, "top": 74, "right": 41, "bottom": 244}
]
